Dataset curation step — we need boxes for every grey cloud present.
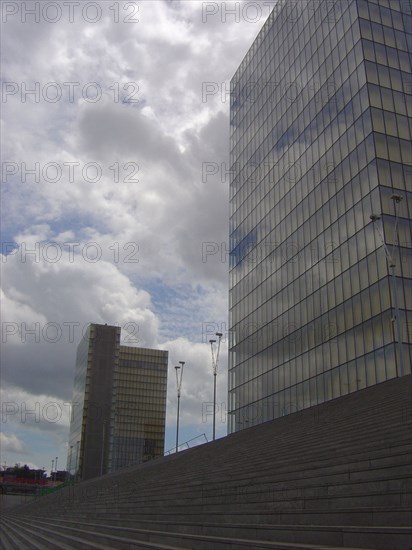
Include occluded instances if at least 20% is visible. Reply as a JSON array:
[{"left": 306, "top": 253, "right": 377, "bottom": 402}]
[
  {"left": 78, "top": 101, "right": 183, "bottom": 169},
  {"left": 1, "top": 0, "right": 271, "bottom": 468}
]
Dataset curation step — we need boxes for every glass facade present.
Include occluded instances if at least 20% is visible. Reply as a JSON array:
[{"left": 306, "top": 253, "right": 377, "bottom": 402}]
[
  {"left": 67, "top": 327, "right": 91, "bottom": 478},
  {"left": 109, "top": 346, "right": 168, "bottom": 471},
  {"left": 228, "top": 0, "right": 411, "bottom": 433},
  {"left": 67, "top": 324, "right": 168, "bottom": 479}
]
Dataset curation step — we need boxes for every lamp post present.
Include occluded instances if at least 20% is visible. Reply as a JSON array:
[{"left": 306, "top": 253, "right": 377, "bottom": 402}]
[
  {"left": 68, "top": 445, "right": 73, "bottom": 480},
  {"left": 175, "top": 361, "right": 185, "bottom": 453},
  {"left": 51, "top": 459, "right": 54, "bottom": 480},
  {"left": 55, "top": 457, "right": 58, "bottom": 481},
  {"left": 210, "top": 332, "right": 223, "bottom": 441},
  {"left": 370, "top": 194, "right": 404, "bottom": 376},
  {"left": 76, "top": 440, "right": 80, "bottom": 481},
  {"left": 100, "top": 420, "right": 107, "bottom": 476}
]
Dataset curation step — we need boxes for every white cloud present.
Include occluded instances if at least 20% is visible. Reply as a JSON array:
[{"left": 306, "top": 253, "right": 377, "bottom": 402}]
[
  {"left": 0, "top": 385, "right": 72, "bottom": 436},
  {"left": 1, "top": 0, "right": 271, "bottom": 469},
  {"left": 0, "top": 433, "right": 27, "bottom": 454}
]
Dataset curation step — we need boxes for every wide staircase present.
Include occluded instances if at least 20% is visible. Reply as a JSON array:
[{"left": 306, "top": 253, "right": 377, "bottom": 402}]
[{"left": 1, "top": 375, "right": 411, "bottom": 549}]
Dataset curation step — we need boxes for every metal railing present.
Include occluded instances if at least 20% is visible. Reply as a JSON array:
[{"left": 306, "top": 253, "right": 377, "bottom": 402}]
[{"left": 164, "top": 433, "right": 208, "bottom": 455}]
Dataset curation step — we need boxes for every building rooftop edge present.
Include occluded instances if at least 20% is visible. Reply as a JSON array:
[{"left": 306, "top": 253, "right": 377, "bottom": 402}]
[
  {"left": 231, "top": 0, "right": 286, "bottom": 85},
  {"left": 119, "top": 345, "right": 168, "bottom": 354}
]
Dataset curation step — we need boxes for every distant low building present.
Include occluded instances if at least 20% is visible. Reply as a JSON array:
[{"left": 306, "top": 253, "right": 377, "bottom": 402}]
[
  {"left": 51, "top": 471, "right": 67, "bottom": 483},
  {"left": 67, "top": 323, "right": 168, "bottom": 481},
  {"left": 0, "top": 465, "right": 48, "bottom": 495}
]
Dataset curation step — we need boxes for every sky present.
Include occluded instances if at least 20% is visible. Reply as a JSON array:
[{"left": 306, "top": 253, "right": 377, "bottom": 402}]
[{"left": 1, "top": 0, "right": 275, "bottom": 473}]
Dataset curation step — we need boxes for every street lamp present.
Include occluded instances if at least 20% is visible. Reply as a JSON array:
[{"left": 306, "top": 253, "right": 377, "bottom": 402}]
[
  {"left": 68, "top": 445, "right": 73, "bottom": 481},
  {"left": 76, "top": 440, "right": 80, "bottom": 481},
  {"left": 210, "top": 332, "right": 223, "bottom": 441},
  {"left": 175, "top": 361, "right": 185, "bottom": 453},
  {"left": 51, "top": 459, "right": 54, "bottom": 480},
  {"left": 100, "top": 420, "right": 107, "bottom": 476},
  {"left": 370, "top": 194, "right": 404, "bottom": 376}
]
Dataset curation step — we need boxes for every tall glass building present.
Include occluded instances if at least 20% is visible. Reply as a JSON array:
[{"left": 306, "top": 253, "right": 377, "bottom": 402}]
[
  {"left": 67, "top": 324, "right": 168, "bottom": 480},
  {"left": 228, "top": 0, "right": 411, "bottom": 433}
]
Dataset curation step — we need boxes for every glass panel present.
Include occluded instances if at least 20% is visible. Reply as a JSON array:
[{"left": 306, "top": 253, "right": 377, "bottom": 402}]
[
  {"left": 348, "top": 360, "right": 358, "bottom": 392},
  {"left": 340, "top": 364, "right": 349, "bottom": 395},
  {"left": 365, "top": 352, "right": 377, "bottom": 385},
  {"left": 317, "top": 374, "right": 325, "bottom": 405},
  {"left": 324, "top": 370, "right": 332, "bottom": 401},
  {"left": 332, "top": 367, "right": 341, "bottom": 399},
  {"left": 356, "top": 356, "right": 367, "bottom": 389},
  {"left": 375, "top": 348, "right": 386, "bottom": 382}
]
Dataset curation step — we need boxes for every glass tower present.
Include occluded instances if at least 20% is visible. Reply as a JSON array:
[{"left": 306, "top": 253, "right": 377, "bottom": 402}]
[
  {"left": 228, "top": 0, "right": 411, "bottom": 433},
  {"left": 110, "top": 346, "right": 168, "bottom": 470},
  {"left": 67, "top": 324, "right": 168, "bottom": 479}
]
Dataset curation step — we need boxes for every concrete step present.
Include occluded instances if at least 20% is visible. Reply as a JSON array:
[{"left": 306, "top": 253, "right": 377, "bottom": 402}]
[
  {"left": 28, "top": 516, "right": 412, "bottom": 550},
  {"left": 78, "top": 484, "right": 410, "bottom": 515},
  {"left": 75, "top": 467, "right": 410, "bottom": 505},
  {"left": 4, "top": 516, "right": 184, "bottom": 550},
  {"left": 107, "top": 490, "right": 406, "bottom": 515},
  {"left": 3, "top": 516, "right": 107, "bottom": 549},
  {"left": 56, "top": 506, "right": 412, "bottom": 528},
  {"left": 214, "top": 430, "right": 411, "bottom": 475},
  {"left": 0, "top": 517, "right": 46, "bottom": 549},
  {"left": 0, "top": 523, "right": 28, "bottom": 550},
  {"left": 172, "top": 422, "right": 409, "bottom": 468},
  {"left": 7, "top": 516, "right": 384, "bottom": 550},
  {"left": 80, "top": 506, "right": 412, "bottom": 527},
  {"left": 5, "top": 375, "right": 411, "bottom": 550},
  {"left": 31, "top": 443, "right": 411, "bottom": 511},
  {"left": 103, "top": 448, "right": 412, "bottom": 491},
  {"left": 120, "top": 425, "right": 412, "bottom": 471},
  {"left": 123, "top": 463, "right": 412, "bottom": 495},
  {"left": 16, "top": 452, "right": 411, "bottom": 521},
  {"left": 61, "top": 408, "right": 408, "bottom": 488},
  {"left": 16, "top": 477, "right": 412, "bottom": 525}
]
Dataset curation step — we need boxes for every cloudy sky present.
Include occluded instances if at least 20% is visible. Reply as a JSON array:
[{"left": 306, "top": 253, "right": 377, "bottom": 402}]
[{"left": 1, "top": 0, "right": 274, "bottom": 472}]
